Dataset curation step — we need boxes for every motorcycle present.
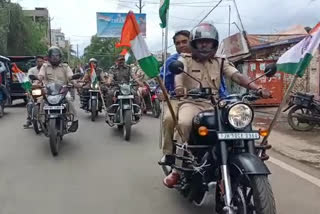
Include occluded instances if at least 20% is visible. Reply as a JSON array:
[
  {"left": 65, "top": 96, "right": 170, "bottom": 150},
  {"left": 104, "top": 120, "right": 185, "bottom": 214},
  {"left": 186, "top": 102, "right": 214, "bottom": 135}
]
[
  {"left": 106, "top": 81, "right": 142, "bottom": 141},
  {"left": 29, "top": 74, "right": 81, "bottom": 156},
  {"left": 80, "top": 82, "right": 103, "bottom": 121},
  {"left": 140, "top": 80, "right": 161, "bottom": 118},
  {"left": 284, "top": 92, "right": 320, "bottom": 131},
  {"left": 159, "top": 61, "right": 277, "bottom": 214}
]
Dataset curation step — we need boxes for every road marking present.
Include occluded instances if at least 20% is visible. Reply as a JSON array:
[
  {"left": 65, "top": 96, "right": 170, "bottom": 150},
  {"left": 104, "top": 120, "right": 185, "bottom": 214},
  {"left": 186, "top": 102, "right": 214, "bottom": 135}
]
[{"left": 269, "top": 157, "right": 320, "bottom": 188}]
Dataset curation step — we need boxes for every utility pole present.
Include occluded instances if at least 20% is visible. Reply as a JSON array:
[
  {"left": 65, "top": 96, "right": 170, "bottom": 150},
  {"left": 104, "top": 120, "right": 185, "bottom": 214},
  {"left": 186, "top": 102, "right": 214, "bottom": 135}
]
[{"left": 136, "top": 0, "right": 144, "bottom": 14}]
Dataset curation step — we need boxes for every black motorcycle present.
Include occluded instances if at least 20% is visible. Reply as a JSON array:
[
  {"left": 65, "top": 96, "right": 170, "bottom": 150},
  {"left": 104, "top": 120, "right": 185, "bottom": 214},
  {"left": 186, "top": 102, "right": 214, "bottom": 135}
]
[
  {"left": 80, "top": 82, "right": 103, "bottom": 122},
  {"left": 159, "top": 61, "right": 276, "bottom": 214},
  {"left": 106, "top": 81, "right": 141, "bottom": 141},
  {"left": 29, "top": 74, "right": 81, "bottom": 156},
  {"left": 284, "top": 92, "right": 320, "bottom": 131}
]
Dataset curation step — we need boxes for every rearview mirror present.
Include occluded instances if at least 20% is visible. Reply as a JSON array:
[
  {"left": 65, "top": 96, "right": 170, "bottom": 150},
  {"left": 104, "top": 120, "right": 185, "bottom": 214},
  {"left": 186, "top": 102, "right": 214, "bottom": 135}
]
[
  {"left": 168, "top": 60, "right": 184, "bottom": 75},
  {"left": 29, "top": 74, "right": 39, "bottom": 81},
  {"left": 264, "top": 64, "right": 277, "bottom": 78},
  {"left": 71, "top": 73, "right": 82, "bottom": 80}
]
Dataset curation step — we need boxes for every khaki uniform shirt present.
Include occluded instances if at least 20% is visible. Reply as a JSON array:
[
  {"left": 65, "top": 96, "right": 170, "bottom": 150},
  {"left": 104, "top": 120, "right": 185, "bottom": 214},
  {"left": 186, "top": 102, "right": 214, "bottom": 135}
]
[
  {"left": 38, "top": 62, "right": 73, "bottom": 85},
  {"left": 175, "top": 54, "right": 238, "bottom": 94},
  {"left": 27, "top": 66, "right": 40, "bottom": 77},
  {"left": 108, "top": 64, "right": 132, "bottom": 83}
]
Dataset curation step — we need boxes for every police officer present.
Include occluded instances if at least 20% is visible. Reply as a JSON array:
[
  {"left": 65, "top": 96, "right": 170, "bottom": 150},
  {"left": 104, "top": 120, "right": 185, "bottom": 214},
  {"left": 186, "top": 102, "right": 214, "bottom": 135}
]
[
  {"left": 163, "top": 23, "right": 271, "bottom": 188},
  {"left": 24, "top": 56, "right": 44, "bottom": 128},
  {"left": 38, "top": 46, "right": 80, "bottom": 132}
]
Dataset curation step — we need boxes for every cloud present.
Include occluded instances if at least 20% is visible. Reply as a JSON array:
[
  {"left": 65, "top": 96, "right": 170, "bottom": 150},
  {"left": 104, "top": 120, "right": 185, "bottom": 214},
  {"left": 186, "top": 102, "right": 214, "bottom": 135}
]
[{"left": 14, "top": 0, "right": 320, "bottom": 56}]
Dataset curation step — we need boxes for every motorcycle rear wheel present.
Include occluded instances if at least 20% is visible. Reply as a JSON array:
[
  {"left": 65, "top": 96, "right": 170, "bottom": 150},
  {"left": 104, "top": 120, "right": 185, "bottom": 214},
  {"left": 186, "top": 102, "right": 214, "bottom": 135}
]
[
  {"left": 288, "top": 106, "right": 316, "bottom": 131},
  {"left": 49, "top": 119, "right": 60, "bottom": 156},
  {"left": 32, "top": 105, "right": 41, "bottom": 134}
]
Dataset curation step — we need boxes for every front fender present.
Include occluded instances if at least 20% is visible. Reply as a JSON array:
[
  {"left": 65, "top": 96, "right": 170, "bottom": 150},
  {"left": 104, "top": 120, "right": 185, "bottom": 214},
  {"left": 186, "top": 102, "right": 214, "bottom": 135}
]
[{"left": 229, "top": 153, "right": 270, "bottom": 175}]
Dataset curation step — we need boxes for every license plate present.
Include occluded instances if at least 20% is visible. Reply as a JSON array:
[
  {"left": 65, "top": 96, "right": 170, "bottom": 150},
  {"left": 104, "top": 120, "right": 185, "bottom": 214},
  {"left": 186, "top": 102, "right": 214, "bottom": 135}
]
[
  {"left": 44, "top": 106, "right": 64, "bottom": 110},
  {"left": 118, "top": 95, "right": 134, "bottom": 99},
  {"left": 218, "top": 132, "right": 260, "bottom": 140}
]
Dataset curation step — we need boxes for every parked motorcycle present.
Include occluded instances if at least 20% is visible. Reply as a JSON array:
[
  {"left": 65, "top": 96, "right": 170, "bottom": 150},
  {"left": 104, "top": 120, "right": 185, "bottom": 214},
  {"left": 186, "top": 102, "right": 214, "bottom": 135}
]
[
  {"left": 140, "top": 80, "right": 161, "bottom": 118},
  {"left": 80, "top": 82, "right": 103, "bottom": 122},
  {"left": 106, "top": 81, "right": 142, "bottom": 141},
  {"left": 159, "top": 61, "right": 276, "bottom": 214},
  {"left": 29, "top": 74, "right": 81, "bottom": 156},
  {"left": 284, "top": 92, "right": 320, "bottom": 131}
]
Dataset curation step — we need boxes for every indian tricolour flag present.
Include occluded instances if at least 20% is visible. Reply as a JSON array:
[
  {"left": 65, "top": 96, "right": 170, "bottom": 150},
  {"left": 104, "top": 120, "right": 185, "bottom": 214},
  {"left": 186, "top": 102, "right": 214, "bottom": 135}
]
[
  {"left": 277, "top": 22, "right": 320, "bottom": 77},
  {"left": 11, "top": 63, "right": 31, "bottom": 92},
  {"left": 90, "top": 63, "right": 98, "bottom": 86},
  {"left": 116, "top": 11, "right": 159, "bottom": 78},
  {"left": 159, "top": 0, "right": 170, "bottom": 28}
]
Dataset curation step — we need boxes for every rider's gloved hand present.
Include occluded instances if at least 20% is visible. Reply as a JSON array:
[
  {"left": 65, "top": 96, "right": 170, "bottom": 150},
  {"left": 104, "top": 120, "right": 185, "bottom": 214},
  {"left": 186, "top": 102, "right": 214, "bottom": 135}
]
[{"left": 257, "top": 88, "right": 272, "bottom": 99}]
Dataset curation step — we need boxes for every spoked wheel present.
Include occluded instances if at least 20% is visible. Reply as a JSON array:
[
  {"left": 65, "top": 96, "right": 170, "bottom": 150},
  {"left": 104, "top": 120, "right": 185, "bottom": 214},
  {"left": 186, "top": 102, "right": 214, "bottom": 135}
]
[
  {"left": 218, "top": 175, "right": 276, "bottom": 214},
  {"left": 288, "top": 106, "right": 316, "bottom": 131},
  {"left": 123, "top": 110, "right": 132, "bottom": 141},
  {"left": 48, "top": 119, "right": 61, "bottom": 156}
]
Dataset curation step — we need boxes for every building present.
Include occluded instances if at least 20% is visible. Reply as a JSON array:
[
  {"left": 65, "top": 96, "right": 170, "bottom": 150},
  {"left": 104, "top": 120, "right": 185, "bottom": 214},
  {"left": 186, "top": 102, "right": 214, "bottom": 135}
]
[
  {"left": 51, "top": 29, "right": 67, "bottom": 48},
  {"left": 23, "top": 8, "right": 50, "bottom": 44}
]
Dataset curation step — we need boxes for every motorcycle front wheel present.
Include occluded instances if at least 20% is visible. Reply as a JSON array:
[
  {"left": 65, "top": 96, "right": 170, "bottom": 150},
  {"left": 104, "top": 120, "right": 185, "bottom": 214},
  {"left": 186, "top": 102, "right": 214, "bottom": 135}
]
[
  {"left": 32, "top": 105, "right": 41, "bottom": 134},
  {"left": 217, "top": 175, "right": 276, "bottom": 214},
  {"left": 48, "top": 119, "right": 61, "bottom": 156},
  {"left": 152, "top": 99, "right": 161, "bottom": 118},
  {"left": 288, "top": 106, "right": 316, "bottom": 131},
  {"left": 91, "top": 99, "right": 97, "bottom": 122},
  {"left": 123, "top": 110, "right": 132, "bottom": 141}
]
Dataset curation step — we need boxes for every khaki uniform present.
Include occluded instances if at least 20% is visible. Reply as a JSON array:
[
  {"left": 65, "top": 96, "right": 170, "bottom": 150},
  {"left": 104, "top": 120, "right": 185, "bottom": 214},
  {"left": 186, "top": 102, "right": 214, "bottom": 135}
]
[
  {"left": 162, "top": 54, "right": 238, "bottom": 154},
  {"left": 38, "top": 62, "right": 78, "bottom": 120},
  {"left": 82, "top": 67, "right": 106, "bottom": 88}
]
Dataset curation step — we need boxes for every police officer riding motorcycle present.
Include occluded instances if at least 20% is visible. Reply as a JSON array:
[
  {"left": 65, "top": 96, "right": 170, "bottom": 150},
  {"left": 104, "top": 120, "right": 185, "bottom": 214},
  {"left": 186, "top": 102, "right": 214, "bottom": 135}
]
[
  {"left": 30, "top": 46, "right": 82, "bottom": 156},
  {"left": 159, "top": 23, "right": 276, "bottom": 214}
]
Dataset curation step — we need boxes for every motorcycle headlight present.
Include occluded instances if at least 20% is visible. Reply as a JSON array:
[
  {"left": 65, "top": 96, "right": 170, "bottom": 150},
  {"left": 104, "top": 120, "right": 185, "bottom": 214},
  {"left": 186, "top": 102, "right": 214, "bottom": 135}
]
[
  {"left": 47, "top": 95, "right": 63, "bottom": 105},
  {"left": 32, "top": 89, "right": 42, "bottom": 96},
  {"left": 120, "top": 85, "right": 131, "bottom": 95},
  {"left": 228, "top": 104, "right": 253, "bottom": 129},
  {"left": 91, "top": 83, "right": 99, "bottom": 89}
]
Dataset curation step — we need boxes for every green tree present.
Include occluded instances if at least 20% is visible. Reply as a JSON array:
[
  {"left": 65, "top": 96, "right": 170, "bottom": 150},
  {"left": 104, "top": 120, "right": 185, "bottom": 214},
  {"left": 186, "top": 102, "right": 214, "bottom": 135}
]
[{"left": 83, "top": 36, "right": 123, "bottom": 71}]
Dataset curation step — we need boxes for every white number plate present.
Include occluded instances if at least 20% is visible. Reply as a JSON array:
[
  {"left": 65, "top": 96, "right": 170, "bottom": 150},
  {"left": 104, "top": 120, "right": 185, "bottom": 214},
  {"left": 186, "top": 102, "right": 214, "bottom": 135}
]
[
  {"left": 118, "top": 95, "right": 134, "bottom": 99},
  {"left": 218, "top": 132, "right": 260, "bottom": 140},
  {"left": 44, "top": 106, "right": 64, "bottom": 110}
]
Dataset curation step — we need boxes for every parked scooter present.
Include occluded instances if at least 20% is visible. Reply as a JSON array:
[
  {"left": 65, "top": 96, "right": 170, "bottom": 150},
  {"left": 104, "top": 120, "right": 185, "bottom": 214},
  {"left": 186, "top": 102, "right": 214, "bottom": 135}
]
[{"left": 284, "top": 92, "right": 320, "bottom": 131}]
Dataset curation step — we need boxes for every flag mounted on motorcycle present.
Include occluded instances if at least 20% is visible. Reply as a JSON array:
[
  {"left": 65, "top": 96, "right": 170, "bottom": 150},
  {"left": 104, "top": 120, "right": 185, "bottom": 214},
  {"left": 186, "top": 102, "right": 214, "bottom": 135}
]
[
  {"left": 90, "top": 63, "right": 98, "bottom": 87},
  {"left": 116, "top": 11, "right": 160, "bottom": 79},
  {"left": 277, "top": 22, "right": 320, "bottom": 77},
  {"left": 11, "top": 63, "right": 32, "bottom": 92}
]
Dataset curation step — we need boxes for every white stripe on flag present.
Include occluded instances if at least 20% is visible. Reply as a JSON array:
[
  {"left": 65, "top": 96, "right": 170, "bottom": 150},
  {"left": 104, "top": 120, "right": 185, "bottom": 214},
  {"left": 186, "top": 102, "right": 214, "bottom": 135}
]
[{"left": 130, "top": 33, "right": 151, "bottom": 60}]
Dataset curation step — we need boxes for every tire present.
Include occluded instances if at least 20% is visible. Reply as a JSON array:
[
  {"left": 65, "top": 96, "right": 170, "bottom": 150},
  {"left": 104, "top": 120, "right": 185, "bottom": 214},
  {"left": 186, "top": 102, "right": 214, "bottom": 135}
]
[
  {"left": 221, "top": 175, "right": 276, "bottom": 214},
  {"left": 288, "top": 106, "right": 316, "bottom": 131},
  {"left": 32, "top": 105, "right": 41, "bottom": 134},
  {"left": 91, "top": 99, "right": 97, "bottom": 122},
  {"left": 152, "top": 99, "right": 161, "bottom": 118},
  {"left": 123, "top": 110, "right": 132, "bottom": 141},
  {"left": 117, "top": 125, "right": 123, "bottom": 130},
  {"left": 0, "top": 104, "right": 3, "bottom": 118},
  {"left": 48, "top": 119, "right": 60, "bottom": 156}
]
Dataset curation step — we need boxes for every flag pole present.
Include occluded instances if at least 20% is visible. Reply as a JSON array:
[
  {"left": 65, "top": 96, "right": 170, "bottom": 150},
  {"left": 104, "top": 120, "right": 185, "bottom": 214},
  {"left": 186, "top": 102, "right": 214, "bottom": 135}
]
[
  {"left": 159, "top": 4, "right": 170, "bottom": 149},
  {"left": 261, "top": 70, "right": 300, "bottom": 145}
]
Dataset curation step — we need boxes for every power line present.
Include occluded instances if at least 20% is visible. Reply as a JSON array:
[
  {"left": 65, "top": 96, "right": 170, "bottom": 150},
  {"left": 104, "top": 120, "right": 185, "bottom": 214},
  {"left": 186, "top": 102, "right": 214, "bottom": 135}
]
[{"left": 194, "top": 0, "right": 223, "bottom": 28}]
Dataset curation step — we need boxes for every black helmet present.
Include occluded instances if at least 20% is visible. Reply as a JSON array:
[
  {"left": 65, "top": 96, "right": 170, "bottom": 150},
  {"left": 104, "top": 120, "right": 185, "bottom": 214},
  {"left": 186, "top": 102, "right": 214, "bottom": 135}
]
[
  {"left": 48, "top": 46, "right": 62, "bottom": 66},
  {"left": 89, "top": 58, "right": 98, "bottom": 64},
  {"left": 190, "top": 23, "right": 219, "bottom": 61}
]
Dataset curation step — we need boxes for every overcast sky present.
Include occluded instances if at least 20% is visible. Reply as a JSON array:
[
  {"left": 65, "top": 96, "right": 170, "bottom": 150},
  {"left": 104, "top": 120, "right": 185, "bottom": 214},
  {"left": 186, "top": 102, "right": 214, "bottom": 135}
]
[{"left": 12, "top": 0, "right": 320, "bottom": 55}]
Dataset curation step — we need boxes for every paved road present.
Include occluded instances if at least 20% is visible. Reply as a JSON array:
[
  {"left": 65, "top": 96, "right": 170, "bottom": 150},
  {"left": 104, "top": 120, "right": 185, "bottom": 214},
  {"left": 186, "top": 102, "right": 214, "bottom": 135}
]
[{"left": 0, "top": 101, "right": 320, "bottom": 214}]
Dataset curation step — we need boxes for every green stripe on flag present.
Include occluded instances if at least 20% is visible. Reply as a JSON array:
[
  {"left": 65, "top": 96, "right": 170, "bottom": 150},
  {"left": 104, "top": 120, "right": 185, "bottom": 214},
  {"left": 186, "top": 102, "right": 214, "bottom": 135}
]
[
  {"left": 159, "top": 0, "right": 170, "bottom": 28},
  {"left": 138, "top": 55, "right": 160, "bottom": 78},
  {"left": 277, "top": 53, "right": 313, "bottom": 77}
]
